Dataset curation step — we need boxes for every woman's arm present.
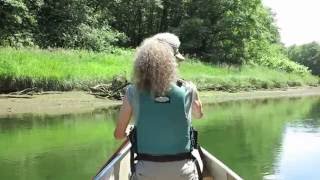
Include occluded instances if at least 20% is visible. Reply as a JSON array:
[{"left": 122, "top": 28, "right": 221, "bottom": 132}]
[
  {"left": 114, "top": 95, "right": 133, "bottom": 140},
  {"left": 192, "top": 91, "right": 203, "bottom": 119}
]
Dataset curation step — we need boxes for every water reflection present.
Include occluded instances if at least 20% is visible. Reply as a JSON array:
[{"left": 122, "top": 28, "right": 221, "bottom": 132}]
[
  {"left": 273, "top": 101, "right": 320, "bottom": 180},
  {"left": 275, "top": 127, "right": 320, "bottom": 180},
  {"left": 0, "top": 96, "right": 319, "bottom": 180},
  {"left": 193, "top": 96, "right": 320, "bottom": 180},
  {"left": 0, "top": 108, "right": 120, "bottom": 180}
]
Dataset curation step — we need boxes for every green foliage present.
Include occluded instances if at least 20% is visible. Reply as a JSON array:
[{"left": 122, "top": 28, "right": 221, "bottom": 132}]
[
  {"left": 0, "top": 0, "right": 126, "bottom": 51},
  {"left": 288, "top": 42, "right": 320, "bottom": 75},
  {"left": 249, "top": 42, "right": 310, "bottom": 74}
]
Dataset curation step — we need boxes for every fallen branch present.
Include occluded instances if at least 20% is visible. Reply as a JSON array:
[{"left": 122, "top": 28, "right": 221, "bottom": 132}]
[{"left": 9, "top": 87, "right": 42, "bottom": 96}]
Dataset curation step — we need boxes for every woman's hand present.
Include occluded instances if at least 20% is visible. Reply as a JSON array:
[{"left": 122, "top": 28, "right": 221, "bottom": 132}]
[{"left": 114, "top": 96, "right": 132, "bottom": 140}]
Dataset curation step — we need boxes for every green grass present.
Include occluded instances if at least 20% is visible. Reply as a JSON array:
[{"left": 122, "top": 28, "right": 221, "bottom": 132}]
[
  {"left": 180, "top": 60, "right": 319, "bottom": 91},
  {"left": 0, "top": 47, "right": 319, "bottom": 93}
]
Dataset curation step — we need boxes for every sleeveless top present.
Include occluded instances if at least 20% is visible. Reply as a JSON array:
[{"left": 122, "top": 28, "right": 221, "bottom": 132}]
[{"left": 126, "top": 83, "right": 195, "bottom": 155}]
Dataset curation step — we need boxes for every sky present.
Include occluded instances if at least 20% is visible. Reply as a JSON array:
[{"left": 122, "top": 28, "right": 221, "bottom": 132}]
[{"left": 262, "top": 0, "right": 320, "bottom": 46}]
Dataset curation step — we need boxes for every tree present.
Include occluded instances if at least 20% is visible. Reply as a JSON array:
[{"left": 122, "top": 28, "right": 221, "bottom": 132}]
[
  {"left": 36, "top": 0, "right": 125, "bottom": 51},
  {"left": 102, "top": 0, "right": 186, "bottom": 47},
  {"left": 0, "top": 0, "right": 37, "bottom": 46}
]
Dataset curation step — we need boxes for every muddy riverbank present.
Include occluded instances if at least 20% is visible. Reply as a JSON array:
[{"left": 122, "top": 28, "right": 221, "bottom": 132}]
[{"left": 1, "top": 86, "right": 320, "bottom": 117}]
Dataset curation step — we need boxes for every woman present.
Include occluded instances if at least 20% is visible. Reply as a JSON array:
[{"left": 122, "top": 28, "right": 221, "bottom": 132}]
[{"left": 114, "top": 33, "right": 203, "bottom": 180}]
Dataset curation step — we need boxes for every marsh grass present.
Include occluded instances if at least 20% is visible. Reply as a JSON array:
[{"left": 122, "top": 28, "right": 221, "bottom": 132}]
[
  {"left": 0, "top": 47, "right": 318, "bottom": 93},
  {"left": 0, "top": 47, "right": 133, "bottom": 92}
]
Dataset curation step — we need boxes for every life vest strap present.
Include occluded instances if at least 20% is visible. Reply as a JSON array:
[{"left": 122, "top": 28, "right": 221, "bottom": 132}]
[{"left": 136, "top": 152, "right": 192, "bottom": 162}]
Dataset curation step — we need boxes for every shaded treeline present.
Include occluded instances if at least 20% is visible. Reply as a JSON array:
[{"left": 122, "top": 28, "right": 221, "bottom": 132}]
[
  {"left": 288, "top": 42, "right": 320, "bottom": 76},
  {"left": 0, "top": 0, "right": 310, "bottom": 73}
]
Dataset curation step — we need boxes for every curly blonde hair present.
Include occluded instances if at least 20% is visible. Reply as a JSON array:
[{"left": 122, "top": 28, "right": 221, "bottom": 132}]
[{"left": 133, "top": 38, "right": 178, "bottom": 96}]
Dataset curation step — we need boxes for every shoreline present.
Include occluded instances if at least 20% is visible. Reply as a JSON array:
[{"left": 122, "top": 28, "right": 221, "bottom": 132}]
[{"left": 1, "top": 86, "right": 320, "bottom": 117}]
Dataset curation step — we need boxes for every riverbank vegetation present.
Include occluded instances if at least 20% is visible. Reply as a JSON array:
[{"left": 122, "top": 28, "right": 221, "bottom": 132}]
[
  {"left": 0, "top": 0, "right": 319, "bottom": 93},
  {"left": 0, "top": 47, "right": 318, "bottom": 93}
]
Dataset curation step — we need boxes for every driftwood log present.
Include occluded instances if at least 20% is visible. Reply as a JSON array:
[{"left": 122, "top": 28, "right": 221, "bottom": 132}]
[{"left": 89, "top": 76, "right": 129, "bottom": 100}]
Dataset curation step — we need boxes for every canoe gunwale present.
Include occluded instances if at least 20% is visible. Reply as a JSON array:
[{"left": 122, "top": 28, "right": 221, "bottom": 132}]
[
  {"left": 94, "top": 141, "right": 131, "bottom": 180},
  {"left": 201, "top": 148, "right": 243, "bottom": 180}
]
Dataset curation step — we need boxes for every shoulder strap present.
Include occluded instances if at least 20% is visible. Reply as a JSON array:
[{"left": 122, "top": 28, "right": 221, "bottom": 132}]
[{"left": 190, "top": 127, "right": 207, "bottom": 180}]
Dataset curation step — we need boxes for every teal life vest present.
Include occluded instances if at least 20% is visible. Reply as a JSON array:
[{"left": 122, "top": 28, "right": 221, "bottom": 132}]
[{"left": 128, "top": 84, "right": 192, "bottom": 155}]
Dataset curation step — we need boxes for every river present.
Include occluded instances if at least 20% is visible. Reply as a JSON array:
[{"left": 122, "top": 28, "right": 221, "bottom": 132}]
[{"left": 0, "top": 96, "right": 319, "bottom": 180}]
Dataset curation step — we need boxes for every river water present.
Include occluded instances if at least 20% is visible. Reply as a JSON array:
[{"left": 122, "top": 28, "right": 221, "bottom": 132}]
[{"left": 0, "top": 96, "right": 319, "bottom": 180}]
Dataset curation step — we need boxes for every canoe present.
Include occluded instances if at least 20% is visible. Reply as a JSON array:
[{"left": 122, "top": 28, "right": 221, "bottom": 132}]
[{"left": 93, "top": 140, "right": 243, "bottom": 180}]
